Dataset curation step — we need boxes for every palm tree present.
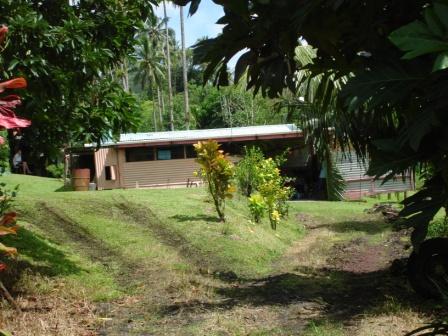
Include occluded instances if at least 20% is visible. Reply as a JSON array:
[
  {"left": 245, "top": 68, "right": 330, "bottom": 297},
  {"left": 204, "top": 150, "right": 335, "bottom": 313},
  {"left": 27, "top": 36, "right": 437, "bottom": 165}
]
[
  {"left": 132, "top": 35, "right": 165, "bottom": 131},
  {"left": 144, "top": 16, "right": 166, "bottom": 127},
  {"left": 280, "top": 44, "right": 346, "bottom": 200},
  {"left": 163, "top": 1, "right": 175, "bottom": 131},
  {"left": 179, "top": 6, "right": 190, "bottom": 129}
]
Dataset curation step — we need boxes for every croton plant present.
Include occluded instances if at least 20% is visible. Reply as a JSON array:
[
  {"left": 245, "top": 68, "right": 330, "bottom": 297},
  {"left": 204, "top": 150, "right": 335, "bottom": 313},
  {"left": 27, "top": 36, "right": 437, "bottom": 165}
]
[{"left": 0, "top": 25, "right": 30, "bottom": 271}]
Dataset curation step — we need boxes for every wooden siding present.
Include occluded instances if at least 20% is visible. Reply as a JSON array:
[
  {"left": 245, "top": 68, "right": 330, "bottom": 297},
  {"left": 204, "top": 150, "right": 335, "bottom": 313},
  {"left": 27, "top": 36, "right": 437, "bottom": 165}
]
[
  {"left": 121, "top": 157, "right": 201, "bottom": 188},
  {"left": 94, "top": 148, "right": 121, "bottom": 190}
]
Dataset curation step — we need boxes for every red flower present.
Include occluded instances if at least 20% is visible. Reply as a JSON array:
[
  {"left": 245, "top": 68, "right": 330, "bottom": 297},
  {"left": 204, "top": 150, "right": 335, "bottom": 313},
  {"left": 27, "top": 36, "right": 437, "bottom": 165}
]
[
  {"left": 0, "top": 26, "right": 8, "bottom": 45},
  {"left": 0, "top": 263, "right": 6, "bottom": 272},
  {"left": 0, "top": 136, "right": 4, "bottom": 145},
  {"left": 0, "top": 77, "right": 27, "bottom": 93}
]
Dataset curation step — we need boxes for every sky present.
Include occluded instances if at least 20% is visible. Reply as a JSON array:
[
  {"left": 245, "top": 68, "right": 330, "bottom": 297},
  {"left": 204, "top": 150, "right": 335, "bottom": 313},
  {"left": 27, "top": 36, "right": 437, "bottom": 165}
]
[
  {"left": 154, "top": 1, "right": 242, "bottom": 69},
  {"left": 154, "top": 1, "right": 224, "bottom": 48}
]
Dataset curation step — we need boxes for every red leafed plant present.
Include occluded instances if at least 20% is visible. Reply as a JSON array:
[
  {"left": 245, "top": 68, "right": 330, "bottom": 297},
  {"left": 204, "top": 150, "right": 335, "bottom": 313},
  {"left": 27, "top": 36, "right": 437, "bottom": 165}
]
[
  {"left": 0, "top": 212, "right": 18, "bottom": 269},
  {"left": 0, "top": 25, "right": 29, "bottom": 311},
  {"left": 0, "top": 25, "right": 30, "bottom": 144}
]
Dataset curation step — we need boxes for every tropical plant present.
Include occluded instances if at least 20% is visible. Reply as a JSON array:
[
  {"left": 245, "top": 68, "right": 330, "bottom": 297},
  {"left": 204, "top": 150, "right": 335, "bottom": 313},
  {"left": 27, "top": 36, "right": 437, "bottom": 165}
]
[
  {"left": 255, "top": 158, "right": 292, "bottom": 230},
  {"left": 175, "top": 0, "right": 448, "bottom": 247},
  {"left": 132, "top": 33, "right": 166, "bottom": 131},
  {"left": 0, "top": 185, "right": 20, "bottom": 310},
  {"left": 46, "top": 163, "right": 64, "bottom": 178},
  {"left": 0, "top": 24, "right": 28, "bottom": 312},
  {"left": 278, "top": 44, "right": 346, "bottom": 201},
  {"left": 0, "top": 0, "right": 155, "bottom": 168},
  {"left": 194, "top": 140, "right": 235, "bottom": 222},
  {"left": 162, "top": 0, "right": 175, "bottom": 131},
  {"left": 235, "top": 146, "right": 264, "bottom": 197},
  {"left": 247, "top": 193, "right": 266, "bottom": 223},
  {"left": 0, "top": 211, "right": 18, "bottom": 270},
  {"left": 179, "top": 5, "right": 191, "bottom": 129}
]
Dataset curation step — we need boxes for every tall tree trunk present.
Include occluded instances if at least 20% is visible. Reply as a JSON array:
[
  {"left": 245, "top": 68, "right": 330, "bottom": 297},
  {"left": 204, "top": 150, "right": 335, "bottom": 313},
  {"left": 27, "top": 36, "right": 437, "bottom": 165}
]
[
  {"left": 151, "top": 73, "right": 160, "bottom": 132},
  {"left": 121, "top": 59, "right": 129, "bottom": 92},
  {"left": 161, "top": 88, "right": 166, "bottom": 126},
  {"left": 163, "top": 1, "right": 175, "bottom": 131},
  {"left": 157, "top": 87, "right": 164, "bottom": 127},
  {"left": 152, "top": 83, "right": 158, "bottom": 132},
  {"left": 180, "top": 6, "right": 190, "bottom": 130}
]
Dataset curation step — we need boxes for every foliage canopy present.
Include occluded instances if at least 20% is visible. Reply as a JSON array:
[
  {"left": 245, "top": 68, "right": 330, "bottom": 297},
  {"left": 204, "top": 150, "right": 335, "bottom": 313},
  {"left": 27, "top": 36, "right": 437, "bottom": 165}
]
[
  {"left": 0, "top": 0, "right": 154, "bottom": 162},
  {"left": 175, "top": 0, "right": 448, "bottom": 247}
]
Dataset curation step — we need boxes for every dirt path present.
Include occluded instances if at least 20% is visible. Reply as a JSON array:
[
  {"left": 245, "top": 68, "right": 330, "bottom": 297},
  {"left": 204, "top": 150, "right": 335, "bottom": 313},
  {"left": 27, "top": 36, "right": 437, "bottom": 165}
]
[{"left": 142, "top": 213, "right": 420, "bottom": 335}]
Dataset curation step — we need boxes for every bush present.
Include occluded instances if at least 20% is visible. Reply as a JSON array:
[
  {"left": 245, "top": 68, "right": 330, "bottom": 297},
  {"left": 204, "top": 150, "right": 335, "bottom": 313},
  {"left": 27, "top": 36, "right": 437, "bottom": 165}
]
[
  {"left": 428, "top": 216, "right": 448, "bottom": 238},
  {"left": 256, "top": 158, "right": 292, "bottom": 229},
  {"left": 0, "top": 183, "right": 19, "bottom": 272},
  {"left": 248, "top": 193, "right": 266, "bottom": 223},
  {"left": 194, "top": 140, "right": 235, "bottom": 222},
  {"left": 236, "top": 146, "right": 292, "bottom": 229},
  {"left": 235, "top": 146, "right": 264, "bottom": 197},
  {"left": 46, "top": 163, "right": 64, "bottom": 178}
]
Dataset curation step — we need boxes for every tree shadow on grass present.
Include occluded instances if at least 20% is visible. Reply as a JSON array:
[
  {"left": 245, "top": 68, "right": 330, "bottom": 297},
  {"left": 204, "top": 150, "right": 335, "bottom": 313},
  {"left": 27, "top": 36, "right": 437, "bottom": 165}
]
[
  {"left": 319, "top": 220, "right": 392, "bottom": 235},
  {"left": 54, "top": 184, "right": 74, "bottom": 192},
  {"left": 0, "top": 227, "right": 83, "bottom": 289},
  {"left": 159, "top": 264, "right": 446, "bottom": 330},
  {"left": 170, "top": 214, "right": 221, "bottom": 223}
]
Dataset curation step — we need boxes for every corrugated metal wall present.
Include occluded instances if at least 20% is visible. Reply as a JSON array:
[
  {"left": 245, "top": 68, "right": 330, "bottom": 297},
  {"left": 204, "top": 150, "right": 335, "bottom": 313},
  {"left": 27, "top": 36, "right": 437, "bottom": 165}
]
[{"left": 335, "top": 152, "right": 414, "bottom": 199}]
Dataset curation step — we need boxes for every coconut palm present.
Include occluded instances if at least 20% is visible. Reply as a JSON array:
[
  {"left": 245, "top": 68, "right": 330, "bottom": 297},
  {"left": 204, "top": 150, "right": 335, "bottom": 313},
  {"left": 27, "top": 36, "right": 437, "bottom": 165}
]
[
  {"left": 132, "top": 34, "right": 165, "bottom": 131},
  {"left": 162, "top": 1, "right": 175, "bottom": 131},
  {"left": 279, "top": 44, "right": 347, "bottom": 200},
  {"left": 179, "top": 6, "right": 190, "bottom": 129}
]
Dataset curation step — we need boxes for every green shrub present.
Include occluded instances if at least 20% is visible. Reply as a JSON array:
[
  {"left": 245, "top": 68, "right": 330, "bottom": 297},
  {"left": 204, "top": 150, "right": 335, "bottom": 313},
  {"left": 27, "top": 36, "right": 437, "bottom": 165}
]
[
  {"left": 428, "top": 217, "right": 448, "bottom": 238},
  {"left": 256, "top": 158, "right": 292, "bottom": 229},
  {"left": 235, "top": 146, "right": 264, "bottom": 197},
  {"left": 46, "top": 163, "right": 64, "bottom": 178},
  {"left": 194, "top": 140, "right": 235, "bottom": 222},
  {"left": 248, "top": 193, "right": 266, "bottom": 223}
]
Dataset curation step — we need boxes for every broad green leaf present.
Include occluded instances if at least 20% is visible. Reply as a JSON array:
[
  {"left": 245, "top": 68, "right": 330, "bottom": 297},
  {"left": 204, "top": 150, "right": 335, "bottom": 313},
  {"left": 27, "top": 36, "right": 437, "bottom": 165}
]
[
  {"left": 434, "top": 1, "right": 448, "bottom": 29},
  {"left": 389, "top": 20, "right": 448, "bottom": 59},
  {"left": 7, "top": 59, "right": 19, "bottom": 71},
  {"left": 433, "top": 51, "right": 448, "bottom": 71},
  {"left": 424, "top": 7, "right": 445, "bottom": 37}
]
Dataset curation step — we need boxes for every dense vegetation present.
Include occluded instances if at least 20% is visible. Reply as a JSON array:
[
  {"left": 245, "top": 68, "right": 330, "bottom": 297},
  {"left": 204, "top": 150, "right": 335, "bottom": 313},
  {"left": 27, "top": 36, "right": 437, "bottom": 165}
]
[{"left": 175, "top": 0, "right": 448, "bottom": 248}]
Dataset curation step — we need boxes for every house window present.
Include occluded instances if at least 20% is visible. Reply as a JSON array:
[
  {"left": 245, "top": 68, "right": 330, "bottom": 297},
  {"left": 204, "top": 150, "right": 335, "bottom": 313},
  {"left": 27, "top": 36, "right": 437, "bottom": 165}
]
[
  {"left": 157, "top": 146, "right": 184, "bottom": 160},
  {"left": 105, "top": 165, "right": 116, "bottom": 181},
  {"left": 185, "top": 145, "right": 197, "bottom": 158},
  {"left": 157, "top": 149, "right": 171, "bottom": 160},
  {"left": 125, "top": 147, "right": 154, "bottom": 162}
]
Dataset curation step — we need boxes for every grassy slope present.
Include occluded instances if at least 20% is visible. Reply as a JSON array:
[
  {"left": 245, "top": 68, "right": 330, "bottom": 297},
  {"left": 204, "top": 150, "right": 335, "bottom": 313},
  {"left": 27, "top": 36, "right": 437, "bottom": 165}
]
[
  {"left": 1, "top": 174, "right": 393, "bottom": 300},
  {"left": 1, "top": 174, "right": 308, "bottom": 300},
  {"left": 3, "top": 174, "right": 441, "bottom": 335}
]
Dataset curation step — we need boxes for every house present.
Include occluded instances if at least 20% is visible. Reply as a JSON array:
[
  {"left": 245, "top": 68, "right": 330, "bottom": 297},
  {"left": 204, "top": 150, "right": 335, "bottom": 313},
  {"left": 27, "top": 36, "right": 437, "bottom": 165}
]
[{"left": 69, "top": 124, "right": 414, "bottom": 199}]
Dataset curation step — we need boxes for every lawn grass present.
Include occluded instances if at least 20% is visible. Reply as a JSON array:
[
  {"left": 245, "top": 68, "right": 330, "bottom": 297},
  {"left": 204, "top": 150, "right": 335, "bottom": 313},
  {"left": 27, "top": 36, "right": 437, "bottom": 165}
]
[
  {"left": 1, "top": 174, "right": 435, "bottom": 335},
  {"left": 1, "top": 174, "right": 398, "bottom": 287},
  {"left": 1, "top": 175, "right": 307, "bottom": 295}
]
